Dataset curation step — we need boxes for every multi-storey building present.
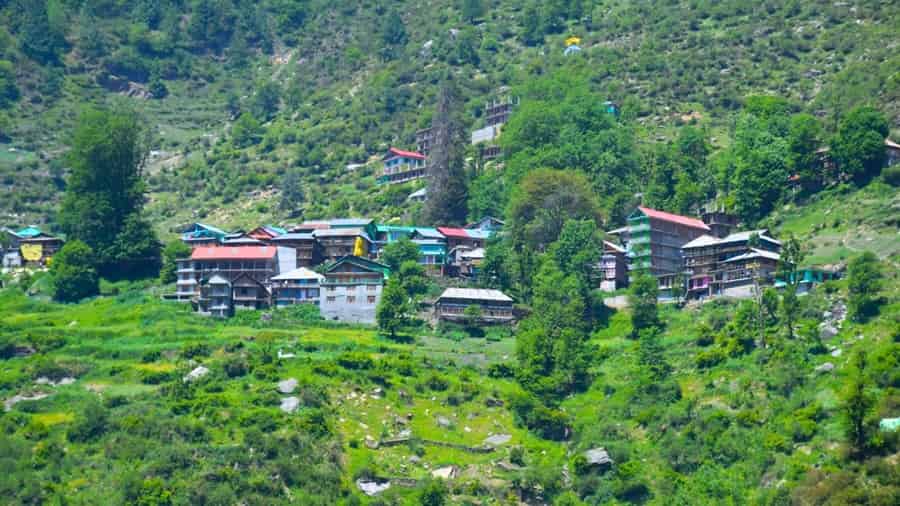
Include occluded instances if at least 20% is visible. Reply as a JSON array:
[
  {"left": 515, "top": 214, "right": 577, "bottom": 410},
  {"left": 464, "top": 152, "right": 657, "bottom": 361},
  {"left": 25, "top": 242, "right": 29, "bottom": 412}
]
[
  {"left": 270, "top": 267, "right": 324, "bottom": 307},
  {"left": 434, "top": 288, "right": 514, "bottom": 324},
  {"left": 682, "top": 230, "right": 782, "bottom": 299},
  {"left": 378, "top": 147, "right": 427, "bottom": 184},
  {"left": 320, "top": 256, "right": 390, "bottom": 324},
  {"left": 599, "top": 240, "right": 628, "bottom": 292},
  {"left": 272, "top": 232, "right": 323, "bottom": 267},
  {"left": 314, "top": 228, "right": 373, "bottom": 263},
  {"left": 415, "top": 127, "right": 435, "bottom": 156},
  {"left": 470, "top": 97, "right": 518, "bottom": 161},
  {"left": 626, "top": 206, "right": 710, "bottom": 294},
  {"left": 175, "top": 246, "right": 283, "bottom": 301}
]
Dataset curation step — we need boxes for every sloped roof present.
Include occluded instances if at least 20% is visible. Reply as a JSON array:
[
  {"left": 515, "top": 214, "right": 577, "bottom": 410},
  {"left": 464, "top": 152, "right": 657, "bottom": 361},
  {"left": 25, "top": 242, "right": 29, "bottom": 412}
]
[
  {"left": 271, "top": 267, "right": 325, "bottom": 281},
  {"left": 603, "top": 240, "right": 626, "bottom": 254},
  {"left": 375, "top": 224, "right": 416, "bottom": 234},
  {"left": 329, "top": 218, "right": 374, "bottom": 227},
  {"left": 292, "top": 221, "right": 331, "bottom": 232},
  {"left": 15, "top": 226, "right": 43, "bottom": 238},
  {"left": 313, "top": 228, "right": 373, "bottom": 241},
  {"left": 272, "top": 232, "right": 315, "bottom": 241},
  {"left": 206, "top": 274, "right": 230, "bottom": 285},
  {"left": 884, "top": 138, "right": 900, "bottom": 149},
  {"left": 683, "top": 230, "right": 781, "bottom": 249},
  {"left": 408, "top": 187, "right": 428, "bottom": 199},
  {"left": 324, "top": 255, "right": 390, "bottom": 276},
  {"left": 191, "top": 246, "right": 278, "bottom": 260},
  {"left": 412, "top": 227, "right": 445, "bottom": 240},
  {"left": 222, "top": 237, "right": 265, "bottom": 246},
  {"left": 437, "top": 227, "right": 470, "bottom": 239},
  {"left": 184, "top": 222, "right": 227, "bottom": 236},
  {"left": 464, "top": 229, "right": 491, "bottom": 240},
  {"left": 460, "top": 247, "right": 486, "bottom": 260},
  {"left": 384, "top": 147, "right": 426, "bottom": 160},
  {"left": 437, "top": 288, "right": 513, "bottom": 303},
  {"left": 637, "top": 207, "right": 710, "bottom": 231},
  {"left": 682, "top": 234, "right": 721, "bottom": 249},
  {"left": 724, "top": 248, "right": 781, "bottom": 263}
]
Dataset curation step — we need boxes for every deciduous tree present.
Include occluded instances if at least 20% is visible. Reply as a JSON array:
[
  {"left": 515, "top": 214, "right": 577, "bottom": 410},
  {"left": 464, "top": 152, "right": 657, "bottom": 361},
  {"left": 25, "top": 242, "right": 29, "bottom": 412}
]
[
  {"left": 629, "top": 274, "right": 660, "bottom": 338},
  {"left": 50, "top": 240, "right": 99, "bottom": 303}
]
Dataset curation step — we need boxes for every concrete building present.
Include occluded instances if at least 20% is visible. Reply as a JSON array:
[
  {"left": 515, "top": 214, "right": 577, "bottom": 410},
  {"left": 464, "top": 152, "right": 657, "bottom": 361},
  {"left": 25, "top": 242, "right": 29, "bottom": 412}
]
[
  {"left": 378, "top": 147, "right": 427, "bottom": 185},
  {"left": 272, "top": 232, "right": 323, "bottom": 267},
  {"left": 320, "top": 256, "right": 390, "bottom": 324},
  {"left": 434, "top": 288, "right": 514, "bottom": 324}
]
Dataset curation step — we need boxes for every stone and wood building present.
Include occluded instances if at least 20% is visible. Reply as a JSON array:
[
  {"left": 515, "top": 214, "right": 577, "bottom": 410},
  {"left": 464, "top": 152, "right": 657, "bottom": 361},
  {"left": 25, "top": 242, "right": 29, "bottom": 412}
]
[
  {"left": 319, "top": 256, "right": 390, "bottom": 324},
  {"left": 434, "top": 288, "right": 514, "bottom": 324}
]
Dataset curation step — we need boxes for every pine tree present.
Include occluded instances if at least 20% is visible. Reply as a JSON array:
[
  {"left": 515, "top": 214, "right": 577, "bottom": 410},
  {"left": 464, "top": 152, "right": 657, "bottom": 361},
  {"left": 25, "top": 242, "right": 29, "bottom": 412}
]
[
  {"left": 423, "top": 78, "right": 468, "bottom": 225},
  {"left": 842, "top": 351, "right": 874, "bottom": 456}
]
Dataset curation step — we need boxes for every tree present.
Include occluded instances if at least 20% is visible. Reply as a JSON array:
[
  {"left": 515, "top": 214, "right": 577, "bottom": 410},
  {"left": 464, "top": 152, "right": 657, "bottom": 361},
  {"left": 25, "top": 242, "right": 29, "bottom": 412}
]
[
  {"left": 841, "top": 351, "right": 874, "bottom": 455},
  {"left": 628, "top": 274, "right": 660, "bottom": 338},
  {"left": 417, "top": 477, "right": 448, "bottom": 506},
  {"left": 787, "top": 114, "right": 823, "bottom": 191},
  {"left": 59, "top": 107, "right": 160, "bottom": 279},
  {"left": 50, "top": 240, "right": 99, "bottom": 303},
  {"left": 638, "top": 327, "right": 671, "bottom": 380},
  {"left": 516, "top": 258, "right": 590, "bottom": 400},
  {"left": 380, "top": 9, "right": 407, "bottom": 60},
  {"left": 0, "top": 60, "right": 21, "bottom": 109},
  {"left": 520, "top": 2, "right": 543, "bottom": 46},
  {"left": 550, "top": 219, "right": 601, "bottom": 319},
  {"left": 778, "top": 234, "right": 805, "bottom": 339},
  {"left": 381, "top": 237, "right": 420, "bottom": 272},
  {"left": 16, "top": 0, "right": 65, "bottom": 64},
  {"left": 729, "top": 114, "right": 790, "bottom": 223},
  {"left": 377, "top": 277, "right": 409, "bottom": 339},
  {"left": 831, "top": 106, "right": 889, "bottom": 183},
  {"left": 424, "top": 78, "right": 469, "bottom": 225},
  {"left": 159, "top": 240, "right": 191, "bottom": 284},
  {"left": 279, "top": 170, "right": 304, "bottom": 216},
  {"left": 847, "top": 251, "right": 882, "bottom": 322},
  {"left": 250, "top": 82, "right": 281, "bottom": 121},
  {"left": 232, "top": 112, "right": 262, "bottom": 147}
]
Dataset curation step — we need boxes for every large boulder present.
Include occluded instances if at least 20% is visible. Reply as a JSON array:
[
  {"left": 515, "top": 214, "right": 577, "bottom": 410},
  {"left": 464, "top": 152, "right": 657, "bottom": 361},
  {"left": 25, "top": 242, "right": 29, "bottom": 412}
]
[
  {"left": 278, "top": 378, "right": 298, "bottom": 394},
  {"left": 183, "top": 366, "right": 209, "bottom": 382},
  {"left": 280, "top": 396, "right": 299, "bottom": 413},
  {"left": 584, "top": 448, "right": 613, "bottom": 469}
]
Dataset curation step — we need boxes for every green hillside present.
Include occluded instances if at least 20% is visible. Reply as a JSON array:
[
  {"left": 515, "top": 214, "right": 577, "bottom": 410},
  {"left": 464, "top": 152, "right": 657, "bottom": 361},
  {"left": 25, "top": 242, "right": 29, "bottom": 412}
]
[{"left": 1, "top": 0, "right": 899, "bottom": 228}]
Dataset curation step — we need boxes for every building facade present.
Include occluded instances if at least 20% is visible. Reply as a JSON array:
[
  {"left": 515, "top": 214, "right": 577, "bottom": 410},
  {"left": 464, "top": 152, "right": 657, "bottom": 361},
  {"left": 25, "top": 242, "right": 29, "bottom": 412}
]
[
  {"left": 270, "top": 267, "right": 324, "bottom": 307},
  {"left": 682, "top": 230, "right": 782, "bottom": 299},
  {"left": 319, "top": 256, "right": 390, "bottom": 324},
  {"left": 434, "top": 288, "right": 514, "bottom": 324},
  {"left": 314, "top": 228, "right": 373, "bottom": 263},
  {"left": 378, "top": 147, "right": 427, "bottom": 185},
  {"left": 599, "top": 240, "right": 628, "bottom": 292},
  {"left": 175, "top": 246, "right": 281, "bottom": 301}
]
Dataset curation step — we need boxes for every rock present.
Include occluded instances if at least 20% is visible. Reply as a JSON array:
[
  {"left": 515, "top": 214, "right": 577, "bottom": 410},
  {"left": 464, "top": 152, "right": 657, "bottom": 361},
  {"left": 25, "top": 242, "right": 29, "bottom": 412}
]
[
  {"left": 364, "top": 435, "right": 379, "bottom": 449},
  {"left": 483, "top": 434, "right": 512, "bottom": 447},
  {"left": 277, "top": 350, "right": 295, "bottom": 359},
  {"left": 436, "top": 416, "right": 453, "bottom": 429},
  {"left": 398, "top": 428, "right": 412, "bottom": 438},
  {"left": 356, "top": 479, "right": 390, "bottom": 496},
  {"left": 280, "top": 396, "right": 299, "bottom": 413},
  {"left": 371, "top": 387, "right": 384, "bottom": 399},
  {"left": 496, "top": 461, "right": 523, "bottom": 472},
  {"left": 431, "top": 465, "right": 458, "bottom": 480},
  {"left": 278, "top": 378, "right": 298, "bottom": 394},
  {"left": 57, "top": 377, "right": 75, "bottom": 386},
  {"left": 409, "top": 455, "right": 421, "bottom": 464},
  {"left": 183, "top": 366, "right": 209, "bottom": 382},
  {"left": 823, "top": 311, "right": 833, "bottom": 320},
  {"left": 831, "top": 348, "right": 843, "bottom": 357},
  {"left": 584, "top": 448, "right": 613, "bottom": 468},
  {"left": 464, "top": 426, "right": 472, "bottom": 433},
  {"left": 485, "top": 397, "right": 504, "bottom": 407},
  {"left": 4, "top": 393, "right": 50, "bottom": 412},
  {"left": 815, "top": 362, "right": 835, "bottom": 374},
  {"left": 819, "top": 323, "right": 839, "bottom": 340}
]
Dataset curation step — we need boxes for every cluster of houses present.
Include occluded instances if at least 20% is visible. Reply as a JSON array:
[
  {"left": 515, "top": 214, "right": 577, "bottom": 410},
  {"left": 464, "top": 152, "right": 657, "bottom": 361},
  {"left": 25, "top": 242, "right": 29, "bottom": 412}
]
[
  {"left": 171, "top": 217, "right": 511, "bottom": 324},
  {"left": 1, "top": 227, "right": 65, "bottom": 269},
  {"left": 599, "top": 206, "right": 837, "bottom": 299}
]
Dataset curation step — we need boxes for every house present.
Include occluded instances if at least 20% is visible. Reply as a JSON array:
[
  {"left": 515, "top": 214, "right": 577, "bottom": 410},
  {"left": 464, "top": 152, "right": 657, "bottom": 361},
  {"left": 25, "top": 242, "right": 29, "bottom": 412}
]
[
  {"left": 231, "top": 273, "right": 271, "bottom": 311},
  {"left": 451, "top": 247, "right": 485, "bottom": 279},
  {"left": 378, "top": 147, "right": 427, "bottom": 185},
  {"left": 176, "top": 246, "right": 282, "bottom": 301},
  {"left": 328, "top": 218, "right": 378, "bottom": 242},
  {"left": 271, "top": 232, "right": 323, "bottom": 267},
  {"left": 408, "top": 187, "right": 428, "bottom": 203},
  {"left": 374, "top": 224, "right": 416, "bottom": 255},
  {"left": 197, "top": 274, "right": 232, "bottom": 318},
  {"left": 437, "top": 227, "right": 484, "bottom": 251},
  {"left": 314, "top": 228, "right": 374, "bottom": 262},
  {"left": 416, "top": 127, "right": 435, "bottom": 156},
  {"left": 222, "top": 232, "right": 265, "bottom": 246},
  {"left": 270, "top": 267, "right": 324, "bottom": 307},
  {"left": 718, "top": 249, "right": 781, "bottom": 298},
  {"left": 465, "top": 216, "right": 504, "bottom": 235},
  {"left": 11, "top": 227, "right": 65, "bottom": 266},
  {"left": 682, "top": 230, "right": 782, "bottom": 299},
  {"left": 410, "top": 227, "right": 448, "bottom": 274},
  {"left": 434, "top": 288, "right": 514, "bottom": 324},
  {"left": 246, "top": 225, "right": 286, "bottom": 244},
  {"left": 181, "top": 223, "right": 227, "bottom": 247},
  {"left": 471, "top": 98, "right": 517, "bottom": 161},
  {"left": 626, "top": 206, "right": 710, "bottom": 295},
  {"left": 320, "top": 256, "right": 390, "bottom": 324},
  {"left": 700, "top": 209, "right": 738, "bottom": 239},
  {"left": 291, "top": 221, "right": 331, "bottom": 234},
  {"left": 776, "top": 268, "right": 839, "bottom": 295},
  {"left": 886, "top": 138, "right": 900, "bottom": 167},
  {"left": 599, "top": 240, "right": 628, "bottom": 292}
]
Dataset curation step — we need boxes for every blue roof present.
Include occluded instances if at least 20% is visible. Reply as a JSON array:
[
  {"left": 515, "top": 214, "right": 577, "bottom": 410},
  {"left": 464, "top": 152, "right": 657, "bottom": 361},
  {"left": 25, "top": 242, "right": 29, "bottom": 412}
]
[
  {"left": 413, "top": 227, "right": 445, "bottom": 240},
  {"left": 329, "top": 218, "right": 374, "bottom": 227},
  {"left": 16, "top": 227, "right": 42, "bottom": 238},
  {"left": 272, "top": 232, "right": 315, "bottom": 241}
]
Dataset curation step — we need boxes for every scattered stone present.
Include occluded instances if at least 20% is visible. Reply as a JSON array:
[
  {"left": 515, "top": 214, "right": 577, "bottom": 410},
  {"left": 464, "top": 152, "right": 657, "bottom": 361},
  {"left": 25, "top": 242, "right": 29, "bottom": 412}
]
[
  {"left": 365, "top": 435, "right": 379, "bottom": 449},
  {"left": 831, "top": 348, "right": 843, "bottom": 358},
  {"left": 280, "top": 396, "right": 299, "bottom": 414},
  {"left": 278, "top": 378, "right": 298, "bottom": 394},
  {"left": 436, "top": 416, "right": 453, "bottom": 429},
  {"left": 183, "top": 366, "right": 209, "bottom": 382},
  {"left": 431, "top": 465, "right": 458, "bottom": 480},
  {"left": 371, "top": 387, "right": 384, "bottom": 399},
  {"left": 35, "top": 377, "right": 76, "bottom": 387},
  {"left": 464, "top": 426, "right": 472, "bottom": 433},
  {"left": 398, "top": 428, "right": 412, "bottom": 438},
  {"left": 409, "top": 455, "right": 421, "bottom": 464},
  {"left": 4, "top": 393, "right": 50, "bottom": 412},
  {"left": 484, "top": 434, "right": 512, "bottom": 447},
  {"left": 485, "top": 397, "right": 504, "bottom": 407},
  {"left": 815, "top": 362, "right": 835, "bottom": 374},
  {"left": 584, "top": 448, "right": 614, "bottom": 469},
  {"left": 496, "top": 461, "right": 523, "bottom": 472},
  {"left": 277, "top": 350, "right": 295, "bottom": 359},
  {"left": 819, "top": 323, "right": 839, "bottom": 340},
  {"left": 68, "top": 321, "right": 77, "bottom": 327},
  {"left": 356, "top": 479, "right": 390, "bottom": 496}
]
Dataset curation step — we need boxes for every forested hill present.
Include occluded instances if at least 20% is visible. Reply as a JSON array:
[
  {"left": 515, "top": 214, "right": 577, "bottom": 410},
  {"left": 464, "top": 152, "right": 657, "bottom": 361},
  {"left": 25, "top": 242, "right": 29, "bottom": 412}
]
[{"left": 1, "top": 0, "right": 899, "bottom": 229}]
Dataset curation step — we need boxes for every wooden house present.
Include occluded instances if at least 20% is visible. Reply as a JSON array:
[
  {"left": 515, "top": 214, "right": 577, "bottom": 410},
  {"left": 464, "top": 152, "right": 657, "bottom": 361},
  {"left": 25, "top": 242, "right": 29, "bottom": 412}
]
[
  {"left": 231, "top": 273, "right": 271, "bottom": 311},
  {"left": 176, "top": 246, "right": 280, "bottom": 302},
  {"left": 626, "top": 206, "right": 710, "bottom": 295},
  {"left": 416, "top": 127, "right": 435, "bottom": 156},
  {"left": 437, "top": 227, "right": 484, "bottom": 251},
  {"left": 410, "top": 228, "right": 448, "bottom": 274},
  {"left": 434, "top": 288, "right": 514, "bottom": 324},
  {"left": 374, "top": 224, "right": 416, "bottom": 255},
  {"left": 198, "top": 274, "right": 232, "bottom": 318},
  {"left": 246, "top": 225, "right": 286, "bottom": 244},
  {"left": 271, "top": 267, "right": 324, "bottom": 307},
  {"left": 328, "top": 218, "right": 377, "bottom": 241},
  {"left": 776, "top": 268, "right": 839, "bottom": 295},
  {"left": 314, "top": 228, "right": 373, "bottom": 263},
  {"left": 378, "top": 147, "right": 427, "bottom": 185},
  {"left": 682, "top": 229, "right": 781, "bottom": 299},
  {"left": 599, "top": 240, "right": 628, "bottom": 292},
  {"left": 320, "top": 256, "right": 390, "bottom": 324},
  {"left": 271, "top": 232, "right": 323, "bottom": 267}
]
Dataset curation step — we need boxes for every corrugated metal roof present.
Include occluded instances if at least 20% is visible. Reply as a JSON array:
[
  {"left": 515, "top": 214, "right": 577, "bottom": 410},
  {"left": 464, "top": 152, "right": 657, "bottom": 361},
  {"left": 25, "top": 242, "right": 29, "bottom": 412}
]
[
  {"left": 272, "top": 233, "right": 315, "bottom": 241},
  {"left": 384, "top": 147, "right": 426, "bottom": 160},
  {"left": 437, "top": 227, "right": 470, "bottom": 239},
  {"left": 271, "top": 267, "right": 325, "bottom": 281},
  {"left": 314, "top": 228, "right": 372, "bottom": 241},
  {"left": 637, "top": 207, "right": 710, "bottom": 231},
  {"left": 683, "top": 230, "right": 781, "bottom": 249},
  {"left": 682, "top": 234, "right": 721, "bottom": 249},
  {"left": 724, "top": 248, "right": 781, "bottom": 263},
  {"left": 191, "top": 246, "right": 278, "bottom": 260},
  {"left": 413, "top": 227, "right": 445, "bottom": 240},
  {"left": 438, "top": 288, "right": 513, "bottom": 303},
  {"left": 464, "top": 229, "right": 491, "bottom": 240},
  {"left": 329, "top": 218, "right": 374, "bottom": 227}
]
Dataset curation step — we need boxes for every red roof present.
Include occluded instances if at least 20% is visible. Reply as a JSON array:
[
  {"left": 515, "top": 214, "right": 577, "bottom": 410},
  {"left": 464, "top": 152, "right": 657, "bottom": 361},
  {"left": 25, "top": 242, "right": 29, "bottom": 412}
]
[
  {"left": 384, "top": 147, "right": 426, "bottom": 160},
  {"left": 638, "top": 207, "right": 710, "bottom": 231},
  {"left": 191, "top": 246, "right": 278, "bottom": 261},
  {"left": 436, "top": 227, "right": 470, "bottom": 239}
]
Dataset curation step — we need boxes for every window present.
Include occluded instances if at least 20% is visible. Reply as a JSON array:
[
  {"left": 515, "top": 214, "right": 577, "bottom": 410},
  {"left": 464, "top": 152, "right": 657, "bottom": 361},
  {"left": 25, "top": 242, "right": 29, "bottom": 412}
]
[
  {"left": 347, "top": 296, "right": 356, "bottom": 303},
  {"left": 327, "top": 286, "right": 335, "bottom": 292},
  {"left": 326, "top": 296, "right": 336, "bottom": 302},
  {"left": 367, "top": 296, "right": 376, "bottom": 304},
  {"left": 367, "top": 284, "right": 376, "bottom": 291}
]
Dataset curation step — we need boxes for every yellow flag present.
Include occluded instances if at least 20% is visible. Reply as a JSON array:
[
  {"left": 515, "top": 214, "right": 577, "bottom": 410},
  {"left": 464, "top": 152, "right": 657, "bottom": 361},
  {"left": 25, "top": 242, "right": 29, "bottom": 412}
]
[
  {"left": 353, "top": 237, "right": 365, "bottom": 257},
  {"left": 21, "top": 243, "right": 43, "bottom": 262}
]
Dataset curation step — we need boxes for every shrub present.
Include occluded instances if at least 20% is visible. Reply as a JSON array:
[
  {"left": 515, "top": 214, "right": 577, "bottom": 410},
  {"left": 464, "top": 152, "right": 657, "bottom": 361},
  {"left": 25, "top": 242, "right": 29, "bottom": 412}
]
[
  {"left": 224, "top": 356, "right": 249, "bottom": 378},
  {"left": 883, "top": 164, "right": 900, "bottom": 186},
  {"left": 68, "top": 402, "right": 109, "bottom": 442},
  {"left": 696, "top": 348, "right": 727, "bottom": 368},
  {"left": 337, "top": 351, "right": 374, "bottom": 370}
]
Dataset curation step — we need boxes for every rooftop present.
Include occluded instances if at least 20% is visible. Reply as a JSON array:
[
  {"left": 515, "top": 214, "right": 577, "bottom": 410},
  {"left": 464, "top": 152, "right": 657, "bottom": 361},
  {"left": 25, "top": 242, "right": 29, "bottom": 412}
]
[
  {"left": 635, "top": 207, "right": 710, "bottom": 231},
  {"left": 384, "top": 147, "right": 426, "bottom": 160},
  {"left": 313, "top": 228, "right": 372, "bottom": 241},
  {"left": 437, "top": 227, "right": 471, "bottom": 239},
  {"left": 191, "top": 246, "right": 278, "bottom": 261},
  {"left": 724, "top": 248, "right": 781, "bottom": 263},
  {"left": 682, "top": 229, "right": 781, "bottom": 249},
  {"left": 437, "top": 288, "right": 513, "bottom": 303},
  {"left": 329, "top": 218, "right": 374, "bottom": 227},
  {"left": 271, "top": 267, "right": 325, "bottom": 281},
  {"left": 272, "top": 232, "right": 315, "bottom": 241}
]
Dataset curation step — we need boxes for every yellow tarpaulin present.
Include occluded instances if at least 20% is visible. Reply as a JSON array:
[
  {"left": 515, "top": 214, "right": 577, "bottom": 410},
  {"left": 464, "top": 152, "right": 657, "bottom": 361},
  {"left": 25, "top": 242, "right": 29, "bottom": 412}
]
[
  {"left": 21, "top": 243, "right": 43, "bottom": 262},
  {"left": 353, "top": 237, "right": 366, "bottom": 257},
  {"left": 565, "top": 36, "right": 581, "bottom": 47}
]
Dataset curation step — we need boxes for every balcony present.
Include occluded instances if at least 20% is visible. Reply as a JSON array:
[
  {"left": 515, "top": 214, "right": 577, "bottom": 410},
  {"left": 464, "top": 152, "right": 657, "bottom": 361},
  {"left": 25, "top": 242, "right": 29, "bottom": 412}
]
[{"left": 629, "top": 223, "right": 651, "bottom": 234}]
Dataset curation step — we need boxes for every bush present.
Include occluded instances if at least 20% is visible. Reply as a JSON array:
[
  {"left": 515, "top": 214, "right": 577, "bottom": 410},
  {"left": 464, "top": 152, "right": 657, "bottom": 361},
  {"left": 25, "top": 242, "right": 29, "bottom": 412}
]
[
  {"left": 337, "top": 351, "right": 374, "bottom": 370},
  {"left": 883, "top": 164, "right": 900, "bottom": 186},
  {"left": 696, "top": 348, "right": 727, "bottom": 368},
  {"left": 68, "top": 402, "right": 109, "bottom": 442},
  {"left": 224, "top": 356, "right": 249, "bottom": 378},
  {"left": 50, "top": 240, "right": 99, "bottom": 302}
]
